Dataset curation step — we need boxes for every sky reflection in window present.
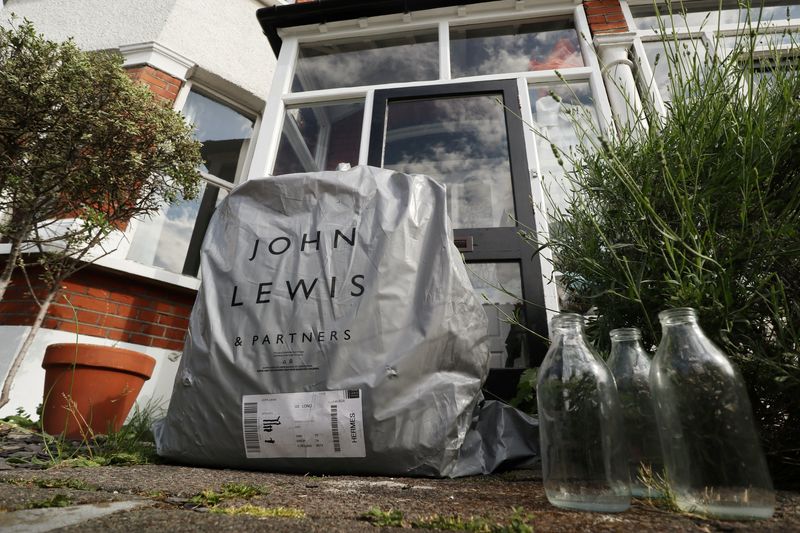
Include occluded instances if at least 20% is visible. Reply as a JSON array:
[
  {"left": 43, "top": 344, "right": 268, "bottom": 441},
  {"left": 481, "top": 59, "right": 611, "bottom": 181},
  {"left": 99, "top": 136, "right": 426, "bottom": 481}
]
[
  {"left": 293, "top": 31, "right": 438, "bottom": 92},
  {"left": 450, "top": 18, "right": 584, "bottom": 78},
  {"left": 382, "top": 94, "right": 515, "bottom": 229}
]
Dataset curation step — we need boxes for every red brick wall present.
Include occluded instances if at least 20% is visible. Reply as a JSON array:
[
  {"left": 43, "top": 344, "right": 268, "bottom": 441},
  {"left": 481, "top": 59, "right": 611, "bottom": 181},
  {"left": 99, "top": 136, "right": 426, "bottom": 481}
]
[
  {"left": 0, "top": 266, "right": 195, "bottom": 351},
  {"left": 583, "top": 0, "right": 629, "bottom": 34},
  {"left": 126, "top": 65, "right": 183, "bottom": 103}
]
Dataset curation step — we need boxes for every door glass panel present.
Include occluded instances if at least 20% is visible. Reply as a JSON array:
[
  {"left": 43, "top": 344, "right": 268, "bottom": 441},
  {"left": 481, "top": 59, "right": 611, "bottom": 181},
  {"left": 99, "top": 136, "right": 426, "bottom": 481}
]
[
  {"left": 273, "top": 100, "right": 364, "bottom": 175},
  {"left": 466, "top": 263, "right": 526, "bottom": 368},
  {"left": 292, "top": 30, "right": 438, "bottom": 92},
  {"left": 382, "top": 94, "right": 515, "bottom": 229},
  {"left": 450, "top": 18, "right": 583, "bottom": 78},
  {"left": 529, "top": 81, "right": 597, "bottom": 212}
]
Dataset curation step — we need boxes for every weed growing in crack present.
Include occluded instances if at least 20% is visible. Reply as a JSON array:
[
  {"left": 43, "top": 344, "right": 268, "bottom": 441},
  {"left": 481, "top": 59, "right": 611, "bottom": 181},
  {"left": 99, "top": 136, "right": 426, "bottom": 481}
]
[
  {"left": 189, "top": 482, "right": 270, "bottom": 507},
  {"left": 32, "top": 477, "right": 97, "bottom": 491},
  {"left": 0, "top": 476, "right": 97, "bottom": 491},
  {"left": 208, "top": 504, "right": 306, "bottom": 518},
  {"left": 361, "top": 507, "right": 405, "bottom": 527},
  {"left": 362, "top": 507, "right": 533, "bottom": 532},
  {"left": 28, "top": 494, "right": 71, "bottom": 509},
  {"left": 0, "top": 402, "right": 162, "bottom": 468}
]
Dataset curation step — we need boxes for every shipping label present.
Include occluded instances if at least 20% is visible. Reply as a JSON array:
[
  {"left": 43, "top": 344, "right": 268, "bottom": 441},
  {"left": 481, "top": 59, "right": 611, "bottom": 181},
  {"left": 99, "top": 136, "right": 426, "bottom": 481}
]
[{"left": 242, "top": 389, "right": 365, "bottom": 459}]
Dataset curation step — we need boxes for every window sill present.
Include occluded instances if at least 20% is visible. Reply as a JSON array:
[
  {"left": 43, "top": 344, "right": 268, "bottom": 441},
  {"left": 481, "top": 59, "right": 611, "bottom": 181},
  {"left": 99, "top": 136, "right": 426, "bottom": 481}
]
[{"left": 0, "top": 243, "right": 202, "bottom": 292}]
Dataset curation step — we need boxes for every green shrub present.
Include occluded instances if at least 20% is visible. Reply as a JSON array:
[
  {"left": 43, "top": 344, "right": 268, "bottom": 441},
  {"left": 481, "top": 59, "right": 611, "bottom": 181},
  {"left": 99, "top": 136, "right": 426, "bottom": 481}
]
[{"left": 539, "top": 17, "right": 800, "bottom": 486}]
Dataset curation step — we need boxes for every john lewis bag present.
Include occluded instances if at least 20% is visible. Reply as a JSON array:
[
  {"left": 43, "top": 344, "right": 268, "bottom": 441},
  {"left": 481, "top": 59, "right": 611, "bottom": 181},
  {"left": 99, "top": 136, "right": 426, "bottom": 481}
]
[{"left": 154, "top": 166, "right": 502, "bottom": 476}]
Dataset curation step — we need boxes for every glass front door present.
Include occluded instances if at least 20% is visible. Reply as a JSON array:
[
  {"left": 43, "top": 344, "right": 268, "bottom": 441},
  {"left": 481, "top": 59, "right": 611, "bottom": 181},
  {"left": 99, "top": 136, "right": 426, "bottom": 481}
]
[{"left": 368, "top": 80, "right": 548, "bottom": 376}]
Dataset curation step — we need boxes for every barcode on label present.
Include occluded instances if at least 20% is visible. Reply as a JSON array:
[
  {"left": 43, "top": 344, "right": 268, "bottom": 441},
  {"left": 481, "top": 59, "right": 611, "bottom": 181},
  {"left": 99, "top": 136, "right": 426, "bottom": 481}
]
[
  {"left": 330, "top": 404, "right": 341, "bottom": 453},
  {"left": 243, "top": 402, "right": 260, "bottom": 454}
]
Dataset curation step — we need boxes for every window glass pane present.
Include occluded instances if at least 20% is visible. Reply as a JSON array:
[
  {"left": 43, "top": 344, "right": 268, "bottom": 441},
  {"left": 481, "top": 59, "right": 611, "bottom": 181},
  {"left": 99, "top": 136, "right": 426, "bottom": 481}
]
[
  {"left": 273, "top": 101, "right": 364, "bottom": 175},
  {"left": 631, "top": 1, "right": 800, "bottom": 31},
  {"left": 529, "top": 81, "right": 597, "bottom": 212},
  {"left": 292, "top": 31, "right": 438, "bottom": 92},
  {"left": 127, "top": 91, "right": 254, "bottom": 275},
  {"left": 641, "top": 39, "right": 709, "bottom": 102},
  {"left": 719, "top": 29, "right": 800, "bottom": 54},
  {"left": 382, "top": 94, "right": 515, "bottom": 229},
  {"left": 466, "top": 262, "right": 527, "bottom": 368},
  {"left": 450, "top": 18, "right": 583, "bottom": 78}
]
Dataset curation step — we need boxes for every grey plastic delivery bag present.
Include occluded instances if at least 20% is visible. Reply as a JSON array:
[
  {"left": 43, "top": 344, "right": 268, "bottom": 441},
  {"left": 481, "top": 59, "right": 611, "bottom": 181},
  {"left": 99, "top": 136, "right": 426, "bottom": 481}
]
[{"left": 154, "top": 165, "right": 532, "bottom": 476}]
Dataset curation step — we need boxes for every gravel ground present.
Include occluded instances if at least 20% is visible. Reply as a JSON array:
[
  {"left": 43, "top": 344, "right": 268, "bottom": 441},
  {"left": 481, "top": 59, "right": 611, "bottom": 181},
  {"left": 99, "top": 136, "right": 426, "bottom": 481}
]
[{"left": 1, "top": 423, "right": 798, "bottom": 532}]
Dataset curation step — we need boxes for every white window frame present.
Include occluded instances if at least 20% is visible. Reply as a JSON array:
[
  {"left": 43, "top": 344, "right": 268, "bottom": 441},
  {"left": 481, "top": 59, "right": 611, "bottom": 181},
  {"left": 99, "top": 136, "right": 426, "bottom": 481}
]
[
  {"left": 247, "top": 0, "right": 616, "bottom": 322},
  {"left": 250, "top": 1, "right": 614, "bottom": 179}
]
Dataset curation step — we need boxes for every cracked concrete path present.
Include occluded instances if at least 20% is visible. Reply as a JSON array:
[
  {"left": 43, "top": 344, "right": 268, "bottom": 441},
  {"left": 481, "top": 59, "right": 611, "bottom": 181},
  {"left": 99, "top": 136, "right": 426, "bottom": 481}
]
[{"left": 0, "top": 465, "right": 798, "bottom": 532}]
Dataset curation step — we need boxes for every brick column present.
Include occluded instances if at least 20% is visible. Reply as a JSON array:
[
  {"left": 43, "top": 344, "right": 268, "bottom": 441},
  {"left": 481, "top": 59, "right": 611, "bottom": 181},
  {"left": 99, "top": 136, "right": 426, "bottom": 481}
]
[
  {"left": 583, "top": 0, "right": 628, "bottom": 35},
  {"left": 126, "top": 65, "right": 183, "bottom": 104}
]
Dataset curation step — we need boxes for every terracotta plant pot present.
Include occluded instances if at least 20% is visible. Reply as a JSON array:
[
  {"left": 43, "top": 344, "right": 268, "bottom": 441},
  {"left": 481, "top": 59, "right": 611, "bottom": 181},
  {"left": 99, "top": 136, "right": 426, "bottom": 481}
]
[{"left": 41, "top": 343, "right": 156, "bottom": 439}]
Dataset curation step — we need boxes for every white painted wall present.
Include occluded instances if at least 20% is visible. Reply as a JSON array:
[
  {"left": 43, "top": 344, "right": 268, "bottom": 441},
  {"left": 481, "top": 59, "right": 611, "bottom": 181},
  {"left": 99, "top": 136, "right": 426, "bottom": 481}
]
[
  {"left": 158, "top": 0, "right": 275, "bottom": 102},
  {"left": 1, "top": 0, "right": 276, "bottom": 102},
  {"left": 0, "top": 327, "right": 184, "bottom": 420}
]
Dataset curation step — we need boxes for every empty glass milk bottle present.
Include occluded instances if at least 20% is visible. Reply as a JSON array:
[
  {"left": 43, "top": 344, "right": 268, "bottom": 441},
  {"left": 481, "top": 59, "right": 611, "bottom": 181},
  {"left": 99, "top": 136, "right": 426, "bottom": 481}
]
[
  {"left": 537, "top": 313, "right": 631, "bottom": 512},
  {"left": 607, "top": 328, "right": 663, "bottom": 498},
  {"left": 651, "top": 308, "right": 774, "bottom": 519}
]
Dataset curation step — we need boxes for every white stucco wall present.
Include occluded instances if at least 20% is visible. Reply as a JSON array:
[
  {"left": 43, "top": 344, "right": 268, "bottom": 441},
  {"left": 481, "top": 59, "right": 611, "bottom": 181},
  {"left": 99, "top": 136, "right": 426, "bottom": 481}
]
[
  {"left": 1, "top": 0, "right": 276, "bottom": 102},
  {"left": 0, "top": 327, "right": 184, "bottom": 420},
  {"left": 158, "top": 0, "right": 275, "bottom": 102}
]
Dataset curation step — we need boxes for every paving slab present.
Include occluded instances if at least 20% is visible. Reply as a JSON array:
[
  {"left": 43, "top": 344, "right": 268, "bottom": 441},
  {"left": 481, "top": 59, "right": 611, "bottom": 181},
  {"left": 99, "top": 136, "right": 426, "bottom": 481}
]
[{"left": 0, "top": 500, "right": 150, "bottom": 533}]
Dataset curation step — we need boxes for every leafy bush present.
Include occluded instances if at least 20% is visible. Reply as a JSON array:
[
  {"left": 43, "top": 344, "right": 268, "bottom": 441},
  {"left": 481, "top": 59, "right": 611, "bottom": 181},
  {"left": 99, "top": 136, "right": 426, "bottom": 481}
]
[{"left": 541, "top": 22, "right": 800, "bottom": 486}]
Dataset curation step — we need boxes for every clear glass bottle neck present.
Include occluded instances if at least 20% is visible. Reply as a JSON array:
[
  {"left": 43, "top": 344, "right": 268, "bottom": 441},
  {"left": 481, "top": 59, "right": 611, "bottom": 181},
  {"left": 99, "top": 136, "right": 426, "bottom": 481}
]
[
  {"left": 609, "top": 327, "right": 642, "bottom": 343},
  {"left": 550, "top": 313, "right": 585, "bottom": 336},
  {"left": 658, "top": 307, "right": 700, "bottom": 327}
]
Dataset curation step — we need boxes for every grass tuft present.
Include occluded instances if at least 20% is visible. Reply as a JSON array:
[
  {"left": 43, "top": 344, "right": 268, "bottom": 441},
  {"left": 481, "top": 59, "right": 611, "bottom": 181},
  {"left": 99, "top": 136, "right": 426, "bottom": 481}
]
[
  {"left": 361, "top": 507, "right": 405, "bottom": 527},
  {"left": 0, "top": 402, "right": 164, "bottom": 469},
  {"left": 636, "top": 464, "right": 681, "bottom": 513},
  {"left": 33, "top": 477, "right": 97, "bottom": 491},
  {"left": 363, "top": 507, "right": 533, "bottom": 532},
  {"left": 189, "top": 482, "right": 269, "bottom": 507},
  {"left": 209, "top": 504, "right": 305, "bottom": 518},
  {"left": 28, "top": 494, "right": 71, "bottom": 509}
]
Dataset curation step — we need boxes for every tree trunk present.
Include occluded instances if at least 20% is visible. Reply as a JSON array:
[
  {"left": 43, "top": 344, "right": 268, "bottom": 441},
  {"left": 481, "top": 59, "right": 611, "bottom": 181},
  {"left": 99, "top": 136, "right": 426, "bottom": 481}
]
[
  {"left": 0, "top": 289, "right": 57, "bottom": 409},
  {"left": 0, "top": 239, "right": 22, "bottom": 303}
]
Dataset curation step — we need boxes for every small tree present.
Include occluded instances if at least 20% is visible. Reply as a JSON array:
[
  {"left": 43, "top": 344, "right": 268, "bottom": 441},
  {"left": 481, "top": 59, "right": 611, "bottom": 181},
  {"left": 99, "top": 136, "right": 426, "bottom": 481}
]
[{"left": 0, "top": 20, "right": 203, "bottom": 407}]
